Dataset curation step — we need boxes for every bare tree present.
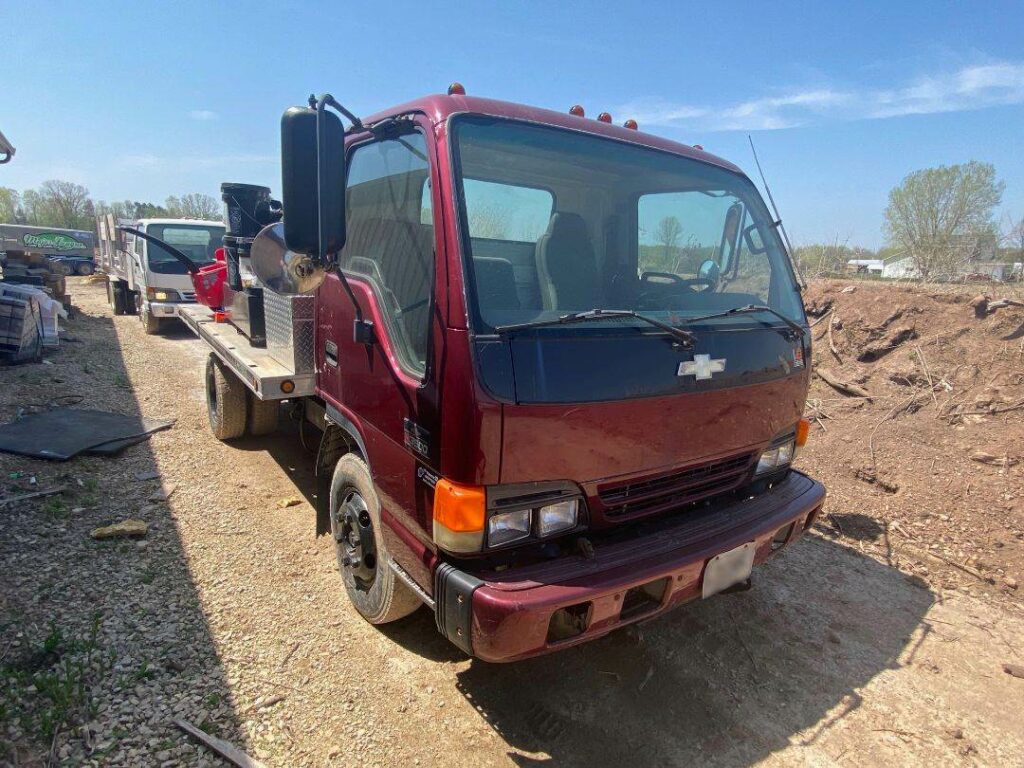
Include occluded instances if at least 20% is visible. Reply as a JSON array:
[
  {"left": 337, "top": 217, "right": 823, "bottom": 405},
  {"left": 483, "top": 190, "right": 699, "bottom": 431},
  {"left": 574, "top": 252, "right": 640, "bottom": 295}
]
[
  {"left": 655, "top": 216, "right": 683, "bottom": 261},
  {"left": 20, "top": 180, "right": 95, "bottom": 230},
  {"left": 468, "top": 204, "right": 509, "bottom": 240},
  {"left": 884, "top": 161, "right": 1004, "bottom": 281},
  {"left": 165, "top": 193, "right": 220, "bottom": 220}
]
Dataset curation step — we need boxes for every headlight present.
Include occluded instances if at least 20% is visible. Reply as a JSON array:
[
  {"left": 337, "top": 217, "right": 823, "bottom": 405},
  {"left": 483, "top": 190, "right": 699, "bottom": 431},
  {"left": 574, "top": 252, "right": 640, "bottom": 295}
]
[
  {"left": 153, "top": 289, "right": 175, "bottom": 301},
  {"left": 756, "top": 439, "right": 795, "bottom": 475},
  {"left": 487, "top": 509, "right": 532, "bottom": 547},
  {"left": 482, "top": 483, "right": 586, "bottom": 550},
  {"left": 537, "top": 499, "right": 578, "bottom": 536}
]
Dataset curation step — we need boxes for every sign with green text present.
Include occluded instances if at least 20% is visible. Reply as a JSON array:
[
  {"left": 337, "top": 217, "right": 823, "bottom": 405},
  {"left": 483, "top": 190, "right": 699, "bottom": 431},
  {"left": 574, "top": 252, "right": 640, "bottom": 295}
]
[{"left": 22, "top": 232, "right": 88, "bottom": 250}]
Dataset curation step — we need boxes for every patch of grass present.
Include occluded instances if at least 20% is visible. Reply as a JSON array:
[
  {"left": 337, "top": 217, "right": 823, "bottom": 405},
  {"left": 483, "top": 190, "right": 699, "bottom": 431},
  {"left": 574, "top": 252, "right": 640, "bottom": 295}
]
[
  {"left": 112, "top": 373, "right": 129, "bottom": 388},
  {"left": 130, "top": 661, "right": 155, "bottom": 682},
  {"left": 43, "top": 498, "right": 69, "bottom": 520},
  {"left": 139, "top": 568, "right": 156, "bottom": 585},
  {"left": 83, "top": 478, "right": 99, "bottom": 492},
  {"left": 205, "top": 691, "right": 222, "bottom": 708},
  {"left": 0, "top": 614, "right": 108, "bottom": 747}
]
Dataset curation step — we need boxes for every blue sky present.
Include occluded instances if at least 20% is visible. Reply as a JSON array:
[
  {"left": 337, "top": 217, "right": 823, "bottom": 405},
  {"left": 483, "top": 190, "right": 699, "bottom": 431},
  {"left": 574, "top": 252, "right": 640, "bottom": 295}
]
[{"left": 4, "top": 0, "right": 1024, "bottom": 248}]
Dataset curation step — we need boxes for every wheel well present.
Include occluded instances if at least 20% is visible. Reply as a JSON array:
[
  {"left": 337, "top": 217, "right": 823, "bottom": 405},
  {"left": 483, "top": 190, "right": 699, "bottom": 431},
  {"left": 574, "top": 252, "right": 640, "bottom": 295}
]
[{"left": 315, "top": 423, "right": 364, "bottom": 536}]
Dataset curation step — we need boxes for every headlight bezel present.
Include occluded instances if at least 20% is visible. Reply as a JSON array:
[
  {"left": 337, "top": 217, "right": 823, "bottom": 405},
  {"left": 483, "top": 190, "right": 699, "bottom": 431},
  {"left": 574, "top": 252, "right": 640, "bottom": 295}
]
[
  {"left": 755, "top": 435, "right": 796, "bottom": 476},
  {"left": 484, "top": 481, "right": 587, "bottom": 550}
]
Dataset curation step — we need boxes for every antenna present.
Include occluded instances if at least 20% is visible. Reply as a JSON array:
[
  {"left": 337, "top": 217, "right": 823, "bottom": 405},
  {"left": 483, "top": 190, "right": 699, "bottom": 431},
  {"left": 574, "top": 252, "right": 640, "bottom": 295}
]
[{"left": 748, "top": 135, "right": 805, "bottom": 288}]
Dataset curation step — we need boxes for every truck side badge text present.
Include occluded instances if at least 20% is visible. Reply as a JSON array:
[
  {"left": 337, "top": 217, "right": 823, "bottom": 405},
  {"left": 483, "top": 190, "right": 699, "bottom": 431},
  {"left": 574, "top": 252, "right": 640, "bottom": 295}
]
[{"left": 677, "top": 354, "right": 726, "bottom": 380}]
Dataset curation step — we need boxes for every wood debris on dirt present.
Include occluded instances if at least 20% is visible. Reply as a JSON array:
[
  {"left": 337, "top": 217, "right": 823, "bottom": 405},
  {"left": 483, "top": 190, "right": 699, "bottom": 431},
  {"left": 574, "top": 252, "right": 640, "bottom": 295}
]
[
  {"left": 0, "top": 486, "right": 65, "bottom": 507},
  {"left": 173, "top": 718, "right": 266, "bottom": 768},
  {"left": 816, "top": 368, "right": 873, "bottom": 400}
]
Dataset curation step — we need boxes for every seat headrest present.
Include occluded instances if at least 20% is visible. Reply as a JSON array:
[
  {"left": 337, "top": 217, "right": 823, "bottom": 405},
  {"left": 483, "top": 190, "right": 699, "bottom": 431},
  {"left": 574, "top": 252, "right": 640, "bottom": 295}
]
[{"left": 545, "top": 212, "right": 590, "bottom": 242}]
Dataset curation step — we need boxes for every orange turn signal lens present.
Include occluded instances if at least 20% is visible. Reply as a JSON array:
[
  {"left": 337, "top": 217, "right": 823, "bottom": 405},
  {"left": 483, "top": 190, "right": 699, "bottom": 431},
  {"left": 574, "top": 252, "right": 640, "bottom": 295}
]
[
  {"left": 796, "top": 418, "right": 810, "bottom": 447},
  {"left": 433, "top": 479, "right": 485, "bottom": 531},
  {"left": 433, "top": 479, "right": 485, "bottom": 553},
  {"left": 447, "top": 82, "right": 466, "bottom": 96},
  {"left": 280, "top": 379, "right": 295, "bottom": 394}
]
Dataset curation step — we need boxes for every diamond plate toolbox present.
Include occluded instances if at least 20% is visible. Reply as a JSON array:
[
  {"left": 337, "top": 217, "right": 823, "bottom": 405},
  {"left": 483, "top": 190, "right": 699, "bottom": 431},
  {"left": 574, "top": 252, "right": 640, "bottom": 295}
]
[{"left": 263, "top": 290, "right": 315, "bottom": 374}]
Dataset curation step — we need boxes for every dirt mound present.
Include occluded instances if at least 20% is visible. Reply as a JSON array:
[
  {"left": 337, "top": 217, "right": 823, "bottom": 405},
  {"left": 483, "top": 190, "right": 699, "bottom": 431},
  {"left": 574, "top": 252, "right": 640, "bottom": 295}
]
[{"left": 800, "top": 279, "right": 1024, "bottom": 600}]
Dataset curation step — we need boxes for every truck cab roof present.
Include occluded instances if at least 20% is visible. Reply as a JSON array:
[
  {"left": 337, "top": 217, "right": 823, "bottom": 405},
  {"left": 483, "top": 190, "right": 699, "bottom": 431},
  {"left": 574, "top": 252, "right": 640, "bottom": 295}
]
[{"left": 361, "top": 92, "right": 743, "bottom": 175}]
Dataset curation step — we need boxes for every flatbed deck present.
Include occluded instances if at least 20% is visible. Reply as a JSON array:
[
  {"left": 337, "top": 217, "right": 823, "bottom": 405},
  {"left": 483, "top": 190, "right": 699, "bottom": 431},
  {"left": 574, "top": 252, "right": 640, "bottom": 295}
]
[{"left": 179, "top": 304, "right": 315, "bottom": 400}]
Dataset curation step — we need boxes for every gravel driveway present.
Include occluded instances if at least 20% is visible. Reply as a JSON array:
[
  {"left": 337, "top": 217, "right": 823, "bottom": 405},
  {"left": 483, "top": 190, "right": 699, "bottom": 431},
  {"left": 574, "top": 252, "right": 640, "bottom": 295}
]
[{"left": 2, "top": 278, "right": 1023, "bottom": 766}]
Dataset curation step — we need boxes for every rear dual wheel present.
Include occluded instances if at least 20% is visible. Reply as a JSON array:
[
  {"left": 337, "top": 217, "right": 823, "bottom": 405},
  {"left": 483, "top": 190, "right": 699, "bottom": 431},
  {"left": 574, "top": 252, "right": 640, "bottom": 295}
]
[
  {"left": 204, "top": 353, "right": 279, "bottom": 441},
  {"left": 108, "top": 280, "right": 127, "bottom": 316},
  {"left": 206, "top": 354, "right": 248, "bottom": 440}
]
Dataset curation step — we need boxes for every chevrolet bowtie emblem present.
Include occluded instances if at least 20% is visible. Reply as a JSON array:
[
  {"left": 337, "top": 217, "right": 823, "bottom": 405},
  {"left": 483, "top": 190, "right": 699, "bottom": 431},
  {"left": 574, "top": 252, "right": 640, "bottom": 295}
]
[{"left": 677, "top": 354, "right": 726, "bottom": 380}]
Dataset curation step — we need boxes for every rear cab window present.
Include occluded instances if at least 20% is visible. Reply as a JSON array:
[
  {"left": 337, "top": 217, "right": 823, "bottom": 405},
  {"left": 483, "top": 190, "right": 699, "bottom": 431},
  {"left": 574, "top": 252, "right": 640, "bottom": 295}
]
[{"left": 463, "top": 179, "right": 553, "bottom": 313}]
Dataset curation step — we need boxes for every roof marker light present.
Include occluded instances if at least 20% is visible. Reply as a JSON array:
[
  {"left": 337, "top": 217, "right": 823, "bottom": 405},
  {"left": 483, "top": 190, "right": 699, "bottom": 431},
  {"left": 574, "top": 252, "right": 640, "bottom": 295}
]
[
  {"left": 623, "top": 119, "right": 638, "bottom": 130},
  {"left": 569, "top": 104, "right": 585, "bottom": 117},
  {"left": 693, "top": 144, "right": 704, "bottom": 151},
  {"left": 447, "top": 82, "right": 466, "bottom": 96},
  {"left": 597, "top": 112, "right": 612, "bottom": 123}
]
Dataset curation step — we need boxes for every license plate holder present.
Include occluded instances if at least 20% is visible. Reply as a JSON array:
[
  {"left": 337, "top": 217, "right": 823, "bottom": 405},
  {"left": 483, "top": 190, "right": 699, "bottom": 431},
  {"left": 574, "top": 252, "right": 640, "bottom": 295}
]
[{"left": 702, "top": 541, "right": 755, "bottom": 598}]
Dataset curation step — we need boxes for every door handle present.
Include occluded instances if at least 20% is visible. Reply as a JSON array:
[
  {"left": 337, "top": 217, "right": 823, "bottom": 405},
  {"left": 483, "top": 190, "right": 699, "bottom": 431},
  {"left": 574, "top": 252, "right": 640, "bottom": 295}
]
[{"left": 325, "top": 339, "right": 338, "bottom": 367}]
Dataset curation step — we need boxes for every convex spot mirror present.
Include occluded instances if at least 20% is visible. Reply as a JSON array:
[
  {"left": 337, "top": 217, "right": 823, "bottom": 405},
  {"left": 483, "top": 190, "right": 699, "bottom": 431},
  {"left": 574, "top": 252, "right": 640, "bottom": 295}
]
[
  {"left": 281, "top": 106, "right": 346, "bottom": 258},
  {"left": 698, "top": 258, "right": 720, "bottom": 288},
  {"left": 251, "top": 222, "right": 324, "bottom": 295}
]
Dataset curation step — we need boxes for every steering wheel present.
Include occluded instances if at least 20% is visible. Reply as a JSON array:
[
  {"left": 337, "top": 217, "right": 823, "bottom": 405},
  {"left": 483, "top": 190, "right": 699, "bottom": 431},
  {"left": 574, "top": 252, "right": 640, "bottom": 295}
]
[{"left": 640, "top": 270, "right": 715, "bottom": 292}]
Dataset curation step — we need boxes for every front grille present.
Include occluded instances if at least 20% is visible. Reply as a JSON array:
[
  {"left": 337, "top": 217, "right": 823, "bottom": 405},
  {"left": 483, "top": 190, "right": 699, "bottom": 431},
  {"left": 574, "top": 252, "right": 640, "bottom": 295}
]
[
  {"left": 180, "top": 291, "right": 196, "bottom": 302},
  {"left": 599, "top": 452, "right": 754, "bottom": 519}
]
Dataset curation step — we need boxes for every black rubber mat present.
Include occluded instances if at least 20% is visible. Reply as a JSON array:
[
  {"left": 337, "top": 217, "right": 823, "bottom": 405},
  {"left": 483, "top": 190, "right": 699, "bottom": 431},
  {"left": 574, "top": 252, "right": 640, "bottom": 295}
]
[{"left": 0, "top": 409, "right": 174, "bottom": 461}]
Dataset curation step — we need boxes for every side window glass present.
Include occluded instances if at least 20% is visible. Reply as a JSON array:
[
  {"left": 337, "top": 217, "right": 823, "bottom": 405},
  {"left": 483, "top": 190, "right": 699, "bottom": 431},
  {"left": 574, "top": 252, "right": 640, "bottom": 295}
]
[
  {"left": 728, "top": 224, "right": 773, "bottom": 299},
  {"left": 637, "top": 192, "right": 738, "bottom": 278},
  {"left": 341, "top": 132, "right": 434, "bottom": 377}
]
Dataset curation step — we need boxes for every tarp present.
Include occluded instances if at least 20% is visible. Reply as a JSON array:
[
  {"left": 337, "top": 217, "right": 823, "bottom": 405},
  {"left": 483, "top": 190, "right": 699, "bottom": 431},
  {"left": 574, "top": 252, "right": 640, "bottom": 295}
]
[{"left": 0, "top": 409, "right": 175, "bottom": 460}]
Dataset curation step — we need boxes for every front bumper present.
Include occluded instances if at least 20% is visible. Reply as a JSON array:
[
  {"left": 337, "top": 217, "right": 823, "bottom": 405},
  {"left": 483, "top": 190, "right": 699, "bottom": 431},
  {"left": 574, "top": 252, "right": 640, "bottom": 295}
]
[
  {"left": 148, "top": 300, "right": 193, "bottom": 318},
  {"left": 436, "top": 470, "right": 825, "bottom": 662}
]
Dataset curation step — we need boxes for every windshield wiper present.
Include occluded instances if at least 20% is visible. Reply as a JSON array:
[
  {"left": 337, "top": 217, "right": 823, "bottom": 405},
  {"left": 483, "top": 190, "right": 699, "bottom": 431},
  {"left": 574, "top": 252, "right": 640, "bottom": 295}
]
[
  {"left": 494, "top": 309, "right": 696, "bottom": 348},
  {"left": 678, "top": 304, "right": 806, "bottom": 339}
]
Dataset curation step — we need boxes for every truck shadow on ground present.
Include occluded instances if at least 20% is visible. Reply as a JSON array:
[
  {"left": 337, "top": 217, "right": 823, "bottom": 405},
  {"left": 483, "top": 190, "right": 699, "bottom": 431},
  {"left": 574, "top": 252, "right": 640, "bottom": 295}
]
[
  {"left": 452, "top": 534, "right": 934, "bottom": 767},
  {"left": 0, "top": 301, "right": 242, "bottom": 764}
]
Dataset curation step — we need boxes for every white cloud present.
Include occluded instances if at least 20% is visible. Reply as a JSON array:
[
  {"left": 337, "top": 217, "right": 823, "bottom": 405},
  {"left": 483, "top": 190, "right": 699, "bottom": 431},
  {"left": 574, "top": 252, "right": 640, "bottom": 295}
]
[
  {"left": 189, "top": 110, "right": 219, "bottom": 121},
  {"left": 619, "top": 61, "right": 1024, "bottom": 132}
]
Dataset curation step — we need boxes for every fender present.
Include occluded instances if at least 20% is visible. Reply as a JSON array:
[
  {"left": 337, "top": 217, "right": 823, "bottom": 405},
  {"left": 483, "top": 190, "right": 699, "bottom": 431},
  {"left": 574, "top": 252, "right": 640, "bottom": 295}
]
[{"left": 315, "top": 402, "right": 370, "bottom": 535}]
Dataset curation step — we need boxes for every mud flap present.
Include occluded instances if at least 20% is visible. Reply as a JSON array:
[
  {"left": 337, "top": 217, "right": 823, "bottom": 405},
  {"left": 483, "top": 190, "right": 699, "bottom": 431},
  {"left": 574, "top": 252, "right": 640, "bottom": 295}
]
[{"left": 434, "top": 563, "right": 483, "bottom": 656}]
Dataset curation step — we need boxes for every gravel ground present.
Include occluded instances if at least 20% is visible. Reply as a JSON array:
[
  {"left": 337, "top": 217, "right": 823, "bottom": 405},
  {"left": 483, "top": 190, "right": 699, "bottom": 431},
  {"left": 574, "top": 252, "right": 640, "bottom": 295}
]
[{"left": 2, "top": 278, "right": 1023, "bottom": 767}]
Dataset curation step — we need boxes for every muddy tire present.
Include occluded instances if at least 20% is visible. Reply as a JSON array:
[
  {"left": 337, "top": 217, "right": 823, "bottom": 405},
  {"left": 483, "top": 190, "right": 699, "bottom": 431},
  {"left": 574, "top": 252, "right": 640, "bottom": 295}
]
[
  {"left": 330, "top": 454, "right": 421, "bottom": 624},
  {"left": 140, "top": 302, "right": 162, "bottom": 335},
  {"left": 108, "top": 280, "right": 126, "bottom": 316},
  {"left": 247, "top": 393, "right": 279, "bottom": 436},
  {"left": 205, "top": 354, "right": 248, "bottom": 441},
  {"left": 76, "top": 262, "right": 95, "bottom": 276}
]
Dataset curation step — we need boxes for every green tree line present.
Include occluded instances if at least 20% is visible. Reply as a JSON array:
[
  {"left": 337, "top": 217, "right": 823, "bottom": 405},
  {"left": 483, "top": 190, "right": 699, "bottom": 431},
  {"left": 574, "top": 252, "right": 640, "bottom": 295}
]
[{"left": 0, "top": 181, "right": 221, "bottom": 233}]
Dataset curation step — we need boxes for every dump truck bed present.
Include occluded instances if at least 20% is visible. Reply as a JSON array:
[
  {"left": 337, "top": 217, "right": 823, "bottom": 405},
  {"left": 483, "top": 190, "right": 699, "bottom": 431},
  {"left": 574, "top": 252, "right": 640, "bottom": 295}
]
[{"left": 179, "top": 304, "right": 315, "bottom": 400}]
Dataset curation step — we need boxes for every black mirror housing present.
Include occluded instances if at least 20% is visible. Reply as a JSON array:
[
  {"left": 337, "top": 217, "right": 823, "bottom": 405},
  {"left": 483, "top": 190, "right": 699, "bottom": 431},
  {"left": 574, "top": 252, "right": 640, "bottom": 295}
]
[{"left": 281, "top": 106, "right": 346, "bottom": 256}]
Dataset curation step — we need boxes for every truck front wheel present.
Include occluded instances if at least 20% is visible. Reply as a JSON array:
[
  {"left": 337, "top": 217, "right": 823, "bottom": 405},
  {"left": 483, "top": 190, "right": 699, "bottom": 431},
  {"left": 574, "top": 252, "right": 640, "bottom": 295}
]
[
  {"left": 205, "top": 354, "right": 248, "bottom": 440},
  {"left": 330, "top": 454, "right": 421, "bottom": 624},
  {"left": 139, "top": 301, "right": 162, "bottom": 335}
]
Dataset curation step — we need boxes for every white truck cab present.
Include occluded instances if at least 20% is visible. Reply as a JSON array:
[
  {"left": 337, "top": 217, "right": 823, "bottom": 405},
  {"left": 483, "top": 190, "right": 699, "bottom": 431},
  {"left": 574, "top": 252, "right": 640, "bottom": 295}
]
[{"left": 97, "top": 216, "right": 225, "bottom": 334}]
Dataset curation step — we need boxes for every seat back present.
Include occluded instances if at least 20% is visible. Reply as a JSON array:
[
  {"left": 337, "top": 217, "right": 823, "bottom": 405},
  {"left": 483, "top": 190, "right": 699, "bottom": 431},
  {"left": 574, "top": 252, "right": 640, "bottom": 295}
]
[{"left": 535, "top": 212, "right": 601, "bottom": 310}]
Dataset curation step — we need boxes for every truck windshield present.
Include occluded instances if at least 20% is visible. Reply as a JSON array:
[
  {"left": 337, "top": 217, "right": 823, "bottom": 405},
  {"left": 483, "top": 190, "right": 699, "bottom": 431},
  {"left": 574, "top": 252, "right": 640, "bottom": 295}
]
[
  {"left": 145, "top": 224, "right": 224, "bottom": 274},
  {"left": 452, "top": 117, "right": 804, "bottom": 335}
]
